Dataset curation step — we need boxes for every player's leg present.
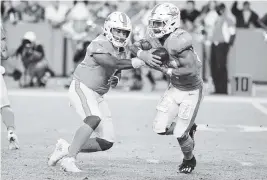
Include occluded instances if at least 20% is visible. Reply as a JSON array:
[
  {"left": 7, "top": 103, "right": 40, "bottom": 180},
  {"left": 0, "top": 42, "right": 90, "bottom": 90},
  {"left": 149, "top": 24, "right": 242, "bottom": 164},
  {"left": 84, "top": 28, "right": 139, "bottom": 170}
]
[
  {"left": 60, "top": 93, "right": 114, "bottom": 172},
  {"left": 48, "top": 80, "right": 100, "bottom": 171},
  {"left": 189, "top": 123, "right": 197, "bottom": 147},
  {"left": 65, "top": 81, "right": 105, "bottom": 172},
  {"left": 80, "top": 138, "right": 113, "bottom": 152},
  {"left": 173, "top": 87, "right": 203, "bottom": 174},
  {"left": 153, "top": 87, "right": 179, "bottom": 135},
  {"left": 0, "top": 73, "right": 19, "bottom": 150},
  {"left": 80, "top": 98, "right": 114, "bottom": 152}
]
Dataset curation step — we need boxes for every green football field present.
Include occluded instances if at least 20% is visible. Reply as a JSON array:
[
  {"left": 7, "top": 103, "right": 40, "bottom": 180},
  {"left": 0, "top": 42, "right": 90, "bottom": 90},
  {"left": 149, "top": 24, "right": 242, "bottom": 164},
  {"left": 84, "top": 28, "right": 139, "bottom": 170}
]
[{"left": 1, "top": 88, "right": 267, "bottom": 180}]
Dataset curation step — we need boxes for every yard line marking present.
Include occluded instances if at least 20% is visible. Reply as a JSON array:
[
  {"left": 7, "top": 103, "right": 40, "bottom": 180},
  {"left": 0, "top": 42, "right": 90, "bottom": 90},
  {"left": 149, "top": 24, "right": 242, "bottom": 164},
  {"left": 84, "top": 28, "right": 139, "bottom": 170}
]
[
  {"left": 251, "top": 101, "right": 267, "bottom": 116},
  {"left": 197, "top": 124, "right": 267, "bottom": 133},
  {"left": 237, "top": 125, "right": 267, "bottom": 132},
  {"left": 238, "top": 161, "right": 254, "bottom": 166},
  {"left": 197, "top": 124, "right": 226, "bottom": 132},
  {"left": 146, "top": 159, "right": 160, "bottom": 164},
  {"left": 8, "top": 90, "right": 267, "bottom": 103}
]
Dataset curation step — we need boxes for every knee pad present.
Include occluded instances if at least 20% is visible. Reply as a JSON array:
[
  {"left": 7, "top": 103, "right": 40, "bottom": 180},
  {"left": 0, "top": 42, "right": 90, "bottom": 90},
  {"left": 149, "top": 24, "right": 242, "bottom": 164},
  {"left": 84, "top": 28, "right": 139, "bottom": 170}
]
[
  {"left": 96, "top": 138, "right": 113, "bottom": 151},
  {"left": 84, "top": 115, "right": 101, "bottom": 130}
]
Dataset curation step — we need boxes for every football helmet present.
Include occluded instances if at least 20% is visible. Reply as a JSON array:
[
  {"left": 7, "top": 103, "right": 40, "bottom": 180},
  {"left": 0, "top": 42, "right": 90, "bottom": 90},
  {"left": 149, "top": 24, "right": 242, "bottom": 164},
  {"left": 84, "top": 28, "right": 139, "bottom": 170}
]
[
  {"left": 104, "top": 12, "right": 132, "bottom": 47},
  {"left": 148, "top": 3, "right": 181, "bottom": 38}
]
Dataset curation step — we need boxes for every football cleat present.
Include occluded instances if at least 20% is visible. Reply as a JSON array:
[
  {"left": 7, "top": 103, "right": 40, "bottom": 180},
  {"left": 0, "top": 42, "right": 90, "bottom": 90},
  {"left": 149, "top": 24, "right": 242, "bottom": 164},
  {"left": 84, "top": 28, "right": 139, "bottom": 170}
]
[
  {"left": 8, "top": 130, "right": 19, "bottom": 150},
  {"left": 48, "top": 138, "right": 69, "bottom": 166},
  {"left": 178, "top": 156, "right": 196, "bottom": 174},
  {"left": 60, "top": 157, "right": 82, "bottom": 173}
]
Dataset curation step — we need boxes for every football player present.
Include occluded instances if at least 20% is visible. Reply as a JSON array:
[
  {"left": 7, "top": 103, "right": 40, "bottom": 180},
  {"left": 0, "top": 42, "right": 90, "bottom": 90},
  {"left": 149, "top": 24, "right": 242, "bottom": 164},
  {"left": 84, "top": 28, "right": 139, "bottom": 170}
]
[
  {"left": 48, "top": 12, "right": 148, "bottom": 172},
  {"left": 130, "top": 3, "right": 203, "bottom": 174},
  {"left": 1, "top": 23, "right": 19, "bottom": 150}
]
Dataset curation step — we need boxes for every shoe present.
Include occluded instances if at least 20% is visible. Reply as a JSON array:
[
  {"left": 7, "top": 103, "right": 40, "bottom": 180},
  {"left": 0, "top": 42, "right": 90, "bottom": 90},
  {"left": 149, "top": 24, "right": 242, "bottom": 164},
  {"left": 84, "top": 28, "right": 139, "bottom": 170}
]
[
  {"left": 60, "top": 157, "right": 82, "bottom": 173},
  {"left": 178, "top": 156, "right": 196, "bottom": 174},
  {"left": 8, "top": 130, "right": 19, "bottom": 150},
  {"left": 48, "top": 139, "right": 69, "bottom": 166}
]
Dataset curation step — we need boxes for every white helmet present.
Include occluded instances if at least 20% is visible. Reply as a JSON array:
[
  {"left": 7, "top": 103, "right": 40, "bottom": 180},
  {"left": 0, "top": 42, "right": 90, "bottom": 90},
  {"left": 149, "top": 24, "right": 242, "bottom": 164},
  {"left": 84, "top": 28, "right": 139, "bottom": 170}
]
[
  {"left": 104, "top": 12, "right": 132, "bottom": 47},
  {"left": 148, "top": 3, "right": 181, "bottom": 38}
]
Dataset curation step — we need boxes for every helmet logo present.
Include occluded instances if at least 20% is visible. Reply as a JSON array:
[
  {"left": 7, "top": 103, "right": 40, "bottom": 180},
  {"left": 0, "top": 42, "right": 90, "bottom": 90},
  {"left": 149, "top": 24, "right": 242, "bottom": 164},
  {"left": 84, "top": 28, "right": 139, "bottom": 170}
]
[
  {"left": 170, "top": 7, "right": 179, "bottom": 16},
  {"left": 119, "top": 13, "right": 127, "bottom": 27}
]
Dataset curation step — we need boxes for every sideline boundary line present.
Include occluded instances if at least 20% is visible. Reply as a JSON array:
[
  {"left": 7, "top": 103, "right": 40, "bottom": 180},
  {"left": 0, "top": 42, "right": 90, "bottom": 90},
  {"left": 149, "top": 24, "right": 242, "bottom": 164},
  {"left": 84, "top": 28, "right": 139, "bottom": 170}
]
[{"left": 251, "top": 101, "right": 267, "bottom": 116}]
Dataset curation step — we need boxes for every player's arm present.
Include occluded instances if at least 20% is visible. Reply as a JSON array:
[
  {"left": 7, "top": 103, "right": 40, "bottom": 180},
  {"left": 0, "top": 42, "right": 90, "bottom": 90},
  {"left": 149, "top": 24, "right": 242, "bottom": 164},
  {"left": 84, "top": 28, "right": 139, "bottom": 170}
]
[
  {"left": 158, "top": 32, "right": 201, "bottom": 76},
  {"left": 129, "top": 41, "right": 143, "bottom": 57},
  {"left": 109, "top": 70, "right": 122, "bottom": 88},
  {"left": 154, "top": 57, "right": 195, "bottom": 77},
  {"left": 129, "top": 40, "right": 162, "bottom": 67},
  {"left": 92, "top": 53, "right": 145, "bottom": 70},
  {"left": 168, "top": 51, "right": 201, "bottom": 76}
]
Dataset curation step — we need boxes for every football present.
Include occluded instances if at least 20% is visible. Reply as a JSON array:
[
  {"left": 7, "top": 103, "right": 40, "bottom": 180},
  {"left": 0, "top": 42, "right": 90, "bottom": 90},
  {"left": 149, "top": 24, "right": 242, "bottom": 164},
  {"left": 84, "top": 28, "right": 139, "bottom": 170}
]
[{"left": 152, "top": 47, "right": 169, "bottom": 65}]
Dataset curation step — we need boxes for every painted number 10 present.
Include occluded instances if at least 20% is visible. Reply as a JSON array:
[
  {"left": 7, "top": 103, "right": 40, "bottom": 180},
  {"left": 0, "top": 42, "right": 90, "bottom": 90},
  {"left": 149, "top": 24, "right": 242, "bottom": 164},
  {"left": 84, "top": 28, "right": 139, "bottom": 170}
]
[{"left": 235, "top": 77, "right": 249, "bottom": 92}]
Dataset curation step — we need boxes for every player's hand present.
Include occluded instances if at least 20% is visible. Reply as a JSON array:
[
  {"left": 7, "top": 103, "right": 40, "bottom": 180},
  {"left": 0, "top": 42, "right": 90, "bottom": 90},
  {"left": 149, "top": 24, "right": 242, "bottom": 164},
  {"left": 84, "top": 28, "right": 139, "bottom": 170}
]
[
  {"left": 108, "top": 76, "right": 120, "bottom": 88},
  {"left": 139, "top": 50, "right": 162, "bottom": 68},
  {"left": 152, "top": 65, "right": 167, "bottom": 73}
]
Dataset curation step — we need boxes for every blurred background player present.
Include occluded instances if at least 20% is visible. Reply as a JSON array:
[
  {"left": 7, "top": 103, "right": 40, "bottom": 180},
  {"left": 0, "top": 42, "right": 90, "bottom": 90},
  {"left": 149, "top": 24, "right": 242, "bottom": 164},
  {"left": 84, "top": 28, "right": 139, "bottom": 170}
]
[
  {"left": 48, "top": 12, "right": 147, "bottom": 172},
  {"left": 1, "top": 23, "right": 19, "bottom": 150},
  {"left": 10, "top": 31, "right": 54, "bottom": 87},
  {"left": 130, "top": 3, "right": 203, "bottom": 174}
]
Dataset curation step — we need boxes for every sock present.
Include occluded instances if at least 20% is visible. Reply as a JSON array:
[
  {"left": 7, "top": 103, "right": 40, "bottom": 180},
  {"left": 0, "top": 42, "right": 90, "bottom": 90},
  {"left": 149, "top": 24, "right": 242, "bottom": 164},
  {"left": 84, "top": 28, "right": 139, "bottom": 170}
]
[
  {"left": 178, "top": 135, "right": 194, "bottom": 160},
  {"left": 1, "top": 106, "right": 15, "bottom": 131},
  {"left": 68, "top": 124, "right": 94, "bottom": 158}
]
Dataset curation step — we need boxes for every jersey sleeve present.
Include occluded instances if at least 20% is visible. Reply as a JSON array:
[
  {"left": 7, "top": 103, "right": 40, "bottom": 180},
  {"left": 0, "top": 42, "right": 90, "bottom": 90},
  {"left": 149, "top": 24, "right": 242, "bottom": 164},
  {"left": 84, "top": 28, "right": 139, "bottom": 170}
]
[
  {"left": 168, "top": 31, "right": 193, "bottom": 55},
  {"left": 87, "top": 40, "right": 110, "bottom": 56}
]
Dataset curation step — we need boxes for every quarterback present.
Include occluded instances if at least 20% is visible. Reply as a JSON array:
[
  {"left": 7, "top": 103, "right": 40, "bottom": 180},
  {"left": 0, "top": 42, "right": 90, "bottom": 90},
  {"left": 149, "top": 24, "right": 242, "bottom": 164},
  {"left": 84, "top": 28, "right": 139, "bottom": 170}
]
[
  {"left": 130, "top": 3, "right": 203, "bottom": 174},
  {"left": 48, "top": 12, "right": 149, "bottom": 172},
  {"left": 1, "top": 24, "right": 19, "bottom": 150}
]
